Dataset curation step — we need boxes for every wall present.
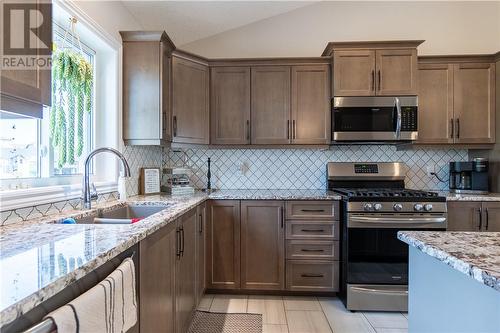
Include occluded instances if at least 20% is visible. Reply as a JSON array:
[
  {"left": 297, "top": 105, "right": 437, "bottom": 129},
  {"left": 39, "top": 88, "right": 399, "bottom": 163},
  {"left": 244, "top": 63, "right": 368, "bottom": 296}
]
[
  {"left": 181, "top": 1, "right": 500, "bottom": 58},
  {"left": 164, "top": 147, "right": 468, "bottom": 191}
]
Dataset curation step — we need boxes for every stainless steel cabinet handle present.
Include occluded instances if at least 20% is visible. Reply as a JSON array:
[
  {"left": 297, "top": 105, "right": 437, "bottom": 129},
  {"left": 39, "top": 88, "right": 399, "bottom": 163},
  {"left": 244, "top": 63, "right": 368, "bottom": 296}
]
[
  {"left": 485, "top": 208, "right": 489, "bottom": 231},
  {"left": 287, "top": 120, "right": 290, "bottom": 140},
  {"left": 246, "top": 120, "right": 250, "bottom": 141},
  {"left": 173, "top": 116, "right": 178, "bottom": 137},
  {"left": 301, "top": 249, "right": 324, "bottom": 252},
  {"left": 301, "top": 209, "right": 325, "bottom": 212},
  {"left": 350, "top": 216, "right": 446, "bottom": 224},
  {"left": 292, "top": 120, "right": 296, "bottom": 140},
  {"left": 478, "top": 207, "right": 482, "bottom": 230},
  {"left": 301, "top": 229, "right": 325, "bottom": 232},
  {"left": 176, "top": 228, "right": 181, "bottom": 258},
  {"left": 301, "top": 274, "right": 324, "bottom": 278},
  {"left": 378, "top": 70, "right": 381, "bottom": 90},
  {"left": 456, "top": 118, "right": 460, "bottom": 139},
  {"left": 450, "top": 118, "right": 454, "bottom": 139},
  {"left": 394, "top": 97, "right": 402, "bottom": 140},
  {"left": 199, "top": 214, "right": 203, "bottom": 233},
  {"left": 371, "top": 70, "right": 375, "bottom": 91},
  {"left": 180, "top": 227, "right": 185, "bottom": 256},
  {"left": 281, "top": 207, "right": 284, "bottom": 229}
]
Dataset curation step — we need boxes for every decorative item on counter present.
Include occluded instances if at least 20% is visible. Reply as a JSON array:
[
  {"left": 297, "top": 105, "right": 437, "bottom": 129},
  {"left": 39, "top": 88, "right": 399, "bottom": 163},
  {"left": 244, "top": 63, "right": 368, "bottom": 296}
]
[
  {"left": 163, "top": 167, "right": 195, "bottom": 195},
  {"left": 61, "top": 217, "right": 76, "bottom": 224},
  {"left": 140, "top": 167, "right": 161, "bottom": 195},
  {"left": 202, "top": 157, "right": 213, "bottom": 193}
]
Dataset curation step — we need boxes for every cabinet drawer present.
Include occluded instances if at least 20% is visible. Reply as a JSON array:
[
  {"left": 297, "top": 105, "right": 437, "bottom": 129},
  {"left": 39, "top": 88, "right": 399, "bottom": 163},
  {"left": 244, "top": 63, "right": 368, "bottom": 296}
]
[
  {"left": 286, "top": 240, "right": 339, "bottom": 260},
  {"left": 286, "top": 221, "right": 339, "bottom": 240},
  {"left": 286, "top": 201, "right": 338, "bottom": 220},
  {"left": 286, "top": 260, "right": 339, "bottom": 291}
]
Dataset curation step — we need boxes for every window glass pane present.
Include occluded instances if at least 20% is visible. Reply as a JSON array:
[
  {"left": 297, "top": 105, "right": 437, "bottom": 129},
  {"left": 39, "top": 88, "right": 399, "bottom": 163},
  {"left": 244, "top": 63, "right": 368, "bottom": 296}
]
[{"left": 0, "top": 111, "right": 39, "bottom": 179}]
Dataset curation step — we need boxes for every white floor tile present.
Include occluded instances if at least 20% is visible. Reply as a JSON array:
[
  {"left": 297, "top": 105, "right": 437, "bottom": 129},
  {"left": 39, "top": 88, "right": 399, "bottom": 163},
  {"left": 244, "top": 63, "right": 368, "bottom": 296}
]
[
  {"left": 210, "top": 294, "right": 248, "bottom": 313},
  {"left": 197, "top": 294, "right": 214, "bottom": 311},
  {"left": 319, "top": 298, "right": 375, "bottom": 333},
  {"left": 286, "top": 310, "right": 332, "bottom": 333},
  {"left": 248, "top": 296, "right": 286, "bottom": 325},
  {"left": 263, "top": 324, "right": 289, "bottom": 333},
  {"left": 375, "top": 329, "right": 408, "bottom": 333},
  {"left": 362, "top": 312, "right": 408, "bottom": 329},
  {"left": 284, "top": 296, "right": 321, "bottom": 311}
]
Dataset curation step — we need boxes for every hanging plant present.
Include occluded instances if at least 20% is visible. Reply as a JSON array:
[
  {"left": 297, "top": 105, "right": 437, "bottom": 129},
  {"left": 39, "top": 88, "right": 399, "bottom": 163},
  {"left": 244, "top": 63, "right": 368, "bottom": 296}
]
[{"left": 50, "top": 47, "right": 93, "bottom": 168}]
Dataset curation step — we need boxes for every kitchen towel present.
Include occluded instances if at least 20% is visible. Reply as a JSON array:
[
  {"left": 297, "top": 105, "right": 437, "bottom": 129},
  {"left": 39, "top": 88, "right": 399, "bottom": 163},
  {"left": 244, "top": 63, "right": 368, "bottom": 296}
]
[{"left": 46, "top": 257, "right": 137, "bottom": 333}]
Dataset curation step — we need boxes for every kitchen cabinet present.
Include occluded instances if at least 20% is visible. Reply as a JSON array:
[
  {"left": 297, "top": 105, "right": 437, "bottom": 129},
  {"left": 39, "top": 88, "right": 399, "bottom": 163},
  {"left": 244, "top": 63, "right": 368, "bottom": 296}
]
[
  {"left": 240, "top": 201, "right": 285, "bottom": 290},
  {"left": 206, "top": 200, "right": 241, "bottom": 289},
  {"left": 417, "top": 57, "right": 496, "bottom": 145},
  {"left": 0, "top": 0, "right": 52, "bottom": 114},
  {"left": 210, "top": 67, "right": 251, "bottom": 144},
  {"left": 176, "top": 208, "right": 197, "bottom": 333},
  {"left": 139, "top": 219, "right": 176, "bottom": 333},
  {"left": 291, "top": 65, "right": 331, "bottom": 144},
  {"left": 447, "top": 201, "right": 500, "bottom": 231},
  {"left": 251, "top": 66, "right": 291, "bottom": 144},
  {"left": 172, "top": 54, "right": 209, "bottom": 144},
  {"left": 195, "top": 202, "right": 206, "bottom": 305},
  {"left": 417, "top": 63, "right": 454, "bottom": 144},
  {"left": 121, "top": 31, "right": 175, "bottom": 145},
  {"left": 328, "top": 42, "right": 421, "bottom": 97}
]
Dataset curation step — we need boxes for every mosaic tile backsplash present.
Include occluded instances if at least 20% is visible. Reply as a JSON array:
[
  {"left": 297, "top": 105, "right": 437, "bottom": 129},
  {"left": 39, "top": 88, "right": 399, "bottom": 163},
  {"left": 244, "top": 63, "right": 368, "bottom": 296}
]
[{"left": 164, "top": 146, "right": 468, "bottom": 191}]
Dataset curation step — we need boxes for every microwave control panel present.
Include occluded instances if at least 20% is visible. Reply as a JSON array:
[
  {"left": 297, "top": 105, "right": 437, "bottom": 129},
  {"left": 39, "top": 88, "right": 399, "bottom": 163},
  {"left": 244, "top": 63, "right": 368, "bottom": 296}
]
[{"left": 401, "top": 107, "right": 418, "bottom": 131}]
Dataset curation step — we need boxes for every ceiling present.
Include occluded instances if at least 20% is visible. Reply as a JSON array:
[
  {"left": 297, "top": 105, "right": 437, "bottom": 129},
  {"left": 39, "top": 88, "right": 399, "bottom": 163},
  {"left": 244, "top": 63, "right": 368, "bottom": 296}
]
[{"left": 121, "top": 1, "right": 315, "bottom": 46}]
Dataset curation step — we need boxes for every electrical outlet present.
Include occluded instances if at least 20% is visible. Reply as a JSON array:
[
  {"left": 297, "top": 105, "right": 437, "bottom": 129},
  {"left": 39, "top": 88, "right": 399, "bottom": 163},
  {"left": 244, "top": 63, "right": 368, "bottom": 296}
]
[{"left": 426, "top": 164, "right": 436, "bottom": 176}]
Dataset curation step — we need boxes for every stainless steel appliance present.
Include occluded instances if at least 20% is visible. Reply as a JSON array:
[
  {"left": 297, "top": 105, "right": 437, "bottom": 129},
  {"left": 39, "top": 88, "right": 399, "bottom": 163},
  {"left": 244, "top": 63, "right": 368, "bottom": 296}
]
[
  {"left": 332, "top": 96, "right": 418, "bottom": 142},
  {"left": 449, "top": 158, "right": 489, "bottom": 194},
  {"left": 327, "top": 162, "right": 446, "bottom": 312}
]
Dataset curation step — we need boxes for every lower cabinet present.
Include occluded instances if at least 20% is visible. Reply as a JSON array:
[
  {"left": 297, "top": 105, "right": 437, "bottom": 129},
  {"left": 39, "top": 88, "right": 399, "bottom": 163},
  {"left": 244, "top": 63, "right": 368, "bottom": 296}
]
[
  {"left": 196, "top": 202, "right": 206, "bottom": 305},
  {"left": 139, "top": 220, "right": 177, "bottom": 333},
  {"left": 240, "top": 201, "right": 285, "bottom": 290},
  {"left": 447, "top": 201, "right": 500, "bottom": 231},
  {"left": 176, "top": 208, "right": 197, "bottom": 333},
  {"left": 206, "top": 200, "right": 241, "bottom": 289}
]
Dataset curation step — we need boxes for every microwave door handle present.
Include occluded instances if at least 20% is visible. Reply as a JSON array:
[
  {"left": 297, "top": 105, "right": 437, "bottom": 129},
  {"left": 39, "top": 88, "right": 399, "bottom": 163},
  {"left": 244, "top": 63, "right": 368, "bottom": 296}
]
[{"left": 394, "top": 97, "right": 402, "bottom": 139}]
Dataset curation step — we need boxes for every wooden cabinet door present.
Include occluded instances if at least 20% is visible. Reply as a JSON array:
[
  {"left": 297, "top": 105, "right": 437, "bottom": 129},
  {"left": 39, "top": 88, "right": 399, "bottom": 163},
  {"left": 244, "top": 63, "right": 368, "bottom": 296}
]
[
  {"left": 376, "top": 49, "right": 418, "bottom": 96},
  {"left": 140, "top": 222, "right": 176, "bottom": 333},
  {"left": 206, "top": 200, "right": 241, "bottom": 289},
  {"left": 210, "top": 67, "right": 251, "bottom": 144},
  {"left": 447, "top": 202, "right": 482, "bottom": 231},
  {"left": 333, "top": 50, "right": 375, "bottom": 96},
  {"left": 241, "top": 201, "right": 285, "bottom": 290},
  {"left": 251, "top": 66, "right": 291, "bottom": 144},
  {"left": 172, "top": 56, "right": 209, "bottom": 144},
  {"left": 195, "top": 202, "right": 206, "bottom": 305},
  {"left": 417, "top": 63, "right": 454, "bottom": 144},
  {"left": 291, "top": 65, "right": 331, "bottom": 144},
  {"left": 483, "top": 202, "right": 500, "bottom": 232},
  {"left": 161, "top": 42, "right": 173, "bottom": 142},
  {"left": 453, "top": 63, "right": 496, "bottom": 144},
  {"left": 176, "top": 208, "right": 197, "bottom": 333}
]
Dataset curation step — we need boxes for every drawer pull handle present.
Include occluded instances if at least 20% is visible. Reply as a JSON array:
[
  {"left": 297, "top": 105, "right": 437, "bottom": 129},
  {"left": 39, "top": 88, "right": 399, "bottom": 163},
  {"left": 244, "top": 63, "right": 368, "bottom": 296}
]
[
  {"left": 301, "top": 249, "right": 324, "bottom": 252},
  {"left": 300, "top": 209, "right": 325, "bottom": 212},
  {"left": 301, "top": 274, "right": 324, "bottom": 278},
  {"left": 301, "top": 229, "right": 325, "bottom": 232}
]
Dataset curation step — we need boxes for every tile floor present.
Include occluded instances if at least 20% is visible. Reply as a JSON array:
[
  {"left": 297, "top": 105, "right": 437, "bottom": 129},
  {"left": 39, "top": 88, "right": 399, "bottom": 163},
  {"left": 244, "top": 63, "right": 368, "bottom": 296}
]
[{"left": 197, "top": 294, "right": 408, "bottom": 333}]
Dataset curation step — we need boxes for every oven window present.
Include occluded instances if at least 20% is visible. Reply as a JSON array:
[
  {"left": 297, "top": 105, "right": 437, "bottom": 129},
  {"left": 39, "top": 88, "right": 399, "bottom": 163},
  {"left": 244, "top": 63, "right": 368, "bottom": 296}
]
[
  {"left": 334, "top": 107, "right": 395, "bottom": 132},
  {"left": 347, "top": 228, "right": 408, "bottom": 285}
]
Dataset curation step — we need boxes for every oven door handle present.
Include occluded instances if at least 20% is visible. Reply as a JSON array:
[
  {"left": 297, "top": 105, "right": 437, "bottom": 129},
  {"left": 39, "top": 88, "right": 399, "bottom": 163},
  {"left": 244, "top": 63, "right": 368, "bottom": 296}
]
[
  {"left": 394, "top": 97, "right": 402, "bottom": 139},
  {"left": 349, "top": 216, "right": 446, "bottom": 224},
  {"left": 350, "top": 286, "right": 408, "bottom": 296}
]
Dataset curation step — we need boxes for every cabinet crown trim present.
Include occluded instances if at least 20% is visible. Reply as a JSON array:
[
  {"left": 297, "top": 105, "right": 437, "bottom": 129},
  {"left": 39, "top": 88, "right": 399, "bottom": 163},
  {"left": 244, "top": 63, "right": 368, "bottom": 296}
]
[
  {"left": 120, "top": 30, "right": 176, "bottom": 50},
  {"left": 322, "top": 40, "right": 425, "bottom": 56}
]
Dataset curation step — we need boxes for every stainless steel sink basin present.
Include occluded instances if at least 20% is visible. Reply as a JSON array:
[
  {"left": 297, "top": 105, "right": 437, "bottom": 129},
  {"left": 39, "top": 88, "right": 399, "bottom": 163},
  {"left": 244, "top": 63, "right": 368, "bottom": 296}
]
[{"left": 62, "top": 204, "right": 174, "bottom": 224}]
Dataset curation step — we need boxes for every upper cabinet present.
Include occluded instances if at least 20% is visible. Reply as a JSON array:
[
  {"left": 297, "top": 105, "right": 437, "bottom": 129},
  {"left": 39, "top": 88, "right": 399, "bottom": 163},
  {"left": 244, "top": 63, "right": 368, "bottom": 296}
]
[
  {"left": 325, "top": 41, "right": 422, "bottom": 97},
  {"left": 172, "top": 52, "right": 209, "bottom": 144},
  {"left": 121, "top": 31, "right": 175, "bottom": 145},
  {"left": 417, "top": 56, "right": 496, "bottom": 145},
  {"left": 210, "top": 67, "right": 251, "bottom": 145},
  {"left": 0, "top": 0, "right": 52, "bottom": 116}
]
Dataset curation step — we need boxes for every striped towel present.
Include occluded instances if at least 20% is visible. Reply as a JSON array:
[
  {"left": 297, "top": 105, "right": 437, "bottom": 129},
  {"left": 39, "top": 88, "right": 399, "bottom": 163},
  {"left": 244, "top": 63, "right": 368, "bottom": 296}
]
[{"left": 46, "top": 258, "right": 137, "bottom": 333}]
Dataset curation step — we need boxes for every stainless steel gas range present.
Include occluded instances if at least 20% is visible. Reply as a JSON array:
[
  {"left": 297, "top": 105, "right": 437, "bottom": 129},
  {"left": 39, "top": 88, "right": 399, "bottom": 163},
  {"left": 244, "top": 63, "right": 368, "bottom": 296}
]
[{"left": 327, "top": 162, "right": 447, "bottom": 312}]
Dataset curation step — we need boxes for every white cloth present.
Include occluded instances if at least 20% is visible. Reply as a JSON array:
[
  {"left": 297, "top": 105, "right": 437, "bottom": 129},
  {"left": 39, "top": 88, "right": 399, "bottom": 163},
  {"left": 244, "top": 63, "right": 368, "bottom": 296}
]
[{"left": 46, "top": 258, "right": 137, "bottom": 333}]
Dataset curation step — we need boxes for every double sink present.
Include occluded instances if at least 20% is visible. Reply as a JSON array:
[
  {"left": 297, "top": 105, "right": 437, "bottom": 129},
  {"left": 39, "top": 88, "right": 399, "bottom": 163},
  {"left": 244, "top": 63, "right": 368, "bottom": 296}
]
[{"left": 61, "top": 204, "right": 175, "bottom": 225}]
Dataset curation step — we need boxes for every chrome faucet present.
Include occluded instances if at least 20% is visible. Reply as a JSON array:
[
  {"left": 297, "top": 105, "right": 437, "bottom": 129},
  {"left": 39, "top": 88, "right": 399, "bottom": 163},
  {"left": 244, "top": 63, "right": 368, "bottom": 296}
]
[{"left": 82, "top": 147, "right": 131, "bottom": 209}]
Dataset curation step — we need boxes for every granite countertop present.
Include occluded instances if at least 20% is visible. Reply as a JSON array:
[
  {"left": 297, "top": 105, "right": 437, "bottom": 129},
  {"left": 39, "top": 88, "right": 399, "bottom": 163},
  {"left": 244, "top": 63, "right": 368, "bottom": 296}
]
[
  {"left": 0, "top": 189, "right": 340, "bottom": 326},
  {"left": 439, "top": 191, "right": 500, "bottom": 202},
  {"left": 398, "top": 231, "right": 500, "bottom": 292}
]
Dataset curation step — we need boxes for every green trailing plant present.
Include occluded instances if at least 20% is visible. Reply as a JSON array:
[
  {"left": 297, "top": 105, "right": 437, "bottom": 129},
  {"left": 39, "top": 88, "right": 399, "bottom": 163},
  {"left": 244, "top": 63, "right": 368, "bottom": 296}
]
[{"left": 50, "top": 48, "right": 93, "bottom": 168}]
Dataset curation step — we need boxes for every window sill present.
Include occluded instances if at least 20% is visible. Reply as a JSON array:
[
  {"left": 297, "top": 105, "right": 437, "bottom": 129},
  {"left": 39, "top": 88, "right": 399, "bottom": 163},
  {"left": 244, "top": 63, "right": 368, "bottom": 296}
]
[{"left": 0, "top": 181, "right": 117, "bottom": 212}]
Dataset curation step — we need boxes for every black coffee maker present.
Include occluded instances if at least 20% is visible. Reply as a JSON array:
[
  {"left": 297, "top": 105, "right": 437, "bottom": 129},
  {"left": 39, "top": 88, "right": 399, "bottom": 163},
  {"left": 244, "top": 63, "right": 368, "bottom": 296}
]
[{"left": 449, "top": 158, "right": 489, "bottom": 194}]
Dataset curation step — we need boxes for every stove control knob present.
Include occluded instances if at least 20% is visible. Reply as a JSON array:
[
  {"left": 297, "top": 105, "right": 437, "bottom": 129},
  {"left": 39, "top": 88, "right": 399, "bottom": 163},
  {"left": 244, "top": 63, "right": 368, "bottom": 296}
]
[
  {"left": 373, "top": 203, "right": 383, "bottom": 211},
  {"left": 363, "top": 203, "right": 374, "bottom": 211},
  {"left": 414, "top": 204, "right": 424, "bottom": 212},
  {"left": 393, "top": 203, "right": 403, "bottom": 212},
  {"left": 424, "top": 204, "right": 433, "bottom": 212}
]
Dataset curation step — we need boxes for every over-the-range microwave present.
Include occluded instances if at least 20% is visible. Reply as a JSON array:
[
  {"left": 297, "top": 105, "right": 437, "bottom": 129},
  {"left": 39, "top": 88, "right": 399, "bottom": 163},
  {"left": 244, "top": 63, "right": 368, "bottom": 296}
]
[{"left": 332, "top": 96, "right": 418, "bottom": 143}]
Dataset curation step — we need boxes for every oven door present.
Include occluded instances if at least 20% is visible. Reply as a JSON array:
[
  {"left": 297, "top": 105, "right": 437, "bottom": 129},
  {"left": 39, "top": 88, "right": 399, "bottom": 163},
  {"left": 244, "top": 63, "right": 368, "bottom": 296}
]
[{"left": 332, "top": 96, "right": 417, "bottom": 141}]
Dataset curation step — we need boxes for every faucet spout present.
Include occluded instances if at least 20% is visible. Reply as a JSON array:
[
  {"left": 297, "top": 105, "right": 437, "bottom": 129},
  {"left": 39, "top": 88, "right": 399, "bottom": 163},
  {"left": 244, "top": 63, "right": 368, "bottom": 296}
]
[{"left": 82, "top": 147, "right": 131, "bottom": 209}]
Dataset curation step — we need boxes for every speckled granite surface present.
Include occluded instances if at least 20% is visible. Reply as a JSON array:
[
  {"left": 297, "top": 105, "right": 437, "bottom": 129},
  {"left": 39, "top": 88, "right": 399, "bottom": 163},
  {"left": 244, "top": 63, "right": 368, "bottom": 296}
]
[
  {"left": 398, "top": 231, "right": 500, "bottom": 292},
  {"left": 439, "top": 191, "right": 500, "bottom": 202},
  {"left": 0, "top": 189, "right": 341, "bottom": 326}
]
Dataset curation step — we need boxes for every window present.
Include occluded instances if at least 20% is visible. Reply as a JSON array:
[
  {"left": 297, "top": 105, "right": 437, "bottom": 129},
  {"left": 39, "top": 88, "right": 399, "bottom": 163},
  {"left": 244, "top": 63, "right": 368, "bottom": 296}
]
[{"left": 0, "top": 16, "right": 95, "bottom": 190}]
